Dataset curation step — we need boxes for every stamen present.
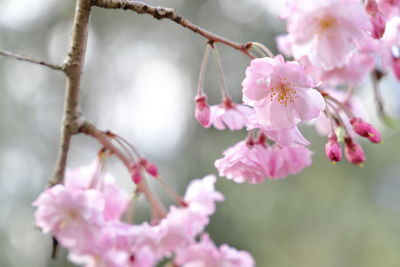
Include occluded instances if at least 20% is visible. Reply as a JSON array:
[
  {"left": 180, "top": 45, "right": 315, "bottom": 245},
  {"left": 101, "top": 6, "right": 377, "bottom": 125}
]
[
  {"left": 317, "top": 16, "right": 336, "bottom": 36},
  {"left": 269, "top": 78, "right": 296, "bottom": 106}
]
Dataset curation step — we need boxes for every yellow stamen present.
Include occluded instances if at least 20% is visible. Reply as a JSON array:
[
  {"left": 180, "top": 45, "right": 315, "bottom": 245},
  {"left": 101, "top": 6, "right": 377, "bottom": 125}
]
[
  {"left": 270, "top": 79, "right": 297, "bottom": 106},
  {"left": 317, "top": 16, "right": 337, "bottom": 36},
  {"left": 358, "top": 163, "right": 364, "bottom": 168}
]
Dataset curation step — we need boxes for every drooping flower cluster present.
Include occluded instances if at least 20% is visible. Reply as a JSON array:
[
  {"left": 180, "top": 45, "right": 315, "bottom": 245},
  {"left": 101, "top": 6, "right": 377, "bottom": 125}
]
[
  {"left": 215, "top": 137, "right": 313, "bottom": 183},
  {"left": 208, "top": 0, "right": 390, "bottom": 182},
  {"left": 34, "top": 161, "right": 254, "bottom": 267},
  {"left": 213, "top": 54, "right": 323, "bottom": 183}
]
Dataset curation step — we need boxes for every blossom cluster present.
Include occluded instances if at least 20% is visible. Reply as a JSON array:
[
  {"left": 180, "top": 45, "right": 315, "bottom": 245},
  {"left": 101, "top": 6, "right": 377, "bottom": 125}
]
[
  {"left": 32, "top": 1, "right": 399, "bottom": 266},
  {"left": 33, "top": 160, "right": 254, "bottom": 267},
  {"left": 194, "top": 0, "right": 396, "bottom": 184}
]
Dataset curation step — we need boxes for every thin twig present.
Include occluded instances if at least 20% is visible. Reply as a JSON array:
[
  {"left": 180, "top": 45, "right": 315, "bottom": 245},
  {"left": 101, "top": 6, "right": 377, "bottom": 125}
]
[
  {"left": 0, "top": 50, "right": 63, "bottom": 71},
  {"left": 371, "top": 70, "right": 388, "bottom": 121},
  {"left": 324, "top": 94, "right": 355, "bottom": 118},
  {"left": 80, "top": 122, "right": 132, "bottom": 168},
  {"left": 211, "top": 44, "right": 230, "bottom": 99},
  {"left": 196, "top": 43, "right": 211, "bottom": 96},
  {"left": 49, "top": 0, "right": 92, "bottom": 186},
  {"left": 93, "top": 0, "right": 254, "bottom": 58}
]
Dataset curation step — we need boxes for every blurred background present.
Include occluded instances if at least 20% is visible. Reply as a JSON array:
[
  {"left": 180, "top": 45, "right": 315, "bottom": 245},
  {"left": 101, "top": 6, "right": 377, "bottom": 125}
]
[{"left": 0, "top": 0, "right": 400, "bottom": 266}]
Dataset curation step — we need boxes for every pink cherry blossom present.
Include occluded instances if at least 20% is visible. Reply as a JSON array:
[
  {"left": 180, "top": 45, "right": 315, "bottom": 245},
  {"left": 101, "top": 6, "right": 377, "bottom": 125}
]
[
  {"left": 366, "top": 0, "right": 387, "bottom": 39},
  {"left": 262, "top": 127, "right": 310, "bottom": 147},
  {"left": 242, "top": 55, "right": 325, "bottom": 131},
  {"left": 184, "top": 175, "right": 224, "bottom": 216},
  {"left": 363, "top": 16, "right": 400, "bottom": 73},
  {"left": 301, "top": 52, "right": 375, "bottom": 86},
  {"left": 130, "top": 164, "right": 142, "bottom": 184},
  {"left": 64, "top": 159, "right": 102, "bottom": 190},
  {"left": 174, "top": 234, "right": 255, "bottom": 267},
  {"left": 265, "top": 145, "right": 313, "bottom": 179},
  {"left": 69, "top": 222, "right": 157, "bottom": 267},
  {"left": 371, "top": 13, "right": 387, "bottom": 39},
  {"left": 350, "top": 117, "right": 382, "bottom": 143},
  {"left": 214, "top": 140, "right": 269, "bottom": 184},
  {"left": 344, "top": 137, "right": 366, "bottom": 165},
  {"left": 65, "top": 160, "right": 130, "bottom": 221},
  {"left": 139, "top": 158, "right": 159, "bottom": 178},
  {"left": 282, "top": 0, "right": 372, "bottom": 70},
  {"left": 34, "top": 161, "right": 130, "bottom": 249},
  {"left": 377, "top": 0, "right": 400, "bottom": 19},
  {"left": 195, "top": 95, "right": 211, "bottom": 128},
  {"left": 325, "top": 133, "right": 342, "bottom": 163},
  {"left": 276, "top": 34, "right": 294, "bottom": 58},
  {"left": 247, "top": 115, "right": 310, "bottom": 146},
  {"left": 156, "top": 207, "right": 208, "bottom": 255},
  {"left": 33, "top": 185, "right": 105, "bottom": 249},
  {"left": 102, "top": 176, "right": 130, "bottom": 221},
  {"left": 210, "top": 98, "right": 252, "bottom": 130},
  {"left": 69, "top": 248, "right": 130, "bottom": 267},
  {"left": 127, "top": 175, "right": 224, "bottom": 258}
]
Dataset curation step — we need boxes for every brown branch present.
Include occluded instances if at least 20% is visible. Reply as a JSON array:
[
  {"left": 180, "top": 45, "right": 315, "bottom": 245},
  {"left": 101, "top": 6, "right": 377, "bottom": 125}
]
[
  {"left": 49, "top": 0, "right": 93, "bottom": 186},
  {"left": 93, "top": 0, "right": 253, "bottom": 58},
  {"left": 0, "top": 50, "right": 63, "bottom": 71},
  {"left": 371, "top": 70, "right": 388, "bottom": 121},
  {"left": 80, "top": 122, "right": 132, "bottom": 168}
]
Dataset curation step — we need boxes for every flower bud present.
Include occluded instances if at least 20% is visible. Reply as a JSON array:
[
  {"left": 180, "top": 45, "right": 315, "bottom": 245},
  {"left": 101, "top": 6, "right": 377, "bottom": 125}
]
[
  {"left": 365, "top": 0, "right": 379, "bottom": 16},
  {"left": 392, "top": 56, "right": 400, "bottom": 81},
  {"left": 130, "top": 165, "right": 142, "bottom": 184},
  {"left": 140, "top": 158, "right": 159, "bottom": 178},
  {"left": 370, "top": 13, "right": 386, "bottom": 39},
  {"left": 325, "top": 134, "right": 342, "bottom": 163},
  {"left": 344, "top": 137, "right": 366, "bottom": 165},
  {"left": 350, "top": 117, "right": 381, "bottom": 143},
  {"left": 365, "top": 0, "right": 386, "bottom": 39},
  {"left": 195, "top": 95, "right": 211, "bottom": 128}
]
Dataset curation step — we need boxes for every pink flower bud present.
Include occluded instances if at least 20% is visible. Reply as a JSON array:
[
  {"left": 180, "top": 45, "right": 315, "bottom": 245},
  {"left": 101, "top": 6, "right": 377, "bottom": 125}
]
[
  {"left": 365, "top": 0, "right": 386, "bottom": 39},
  {"left": 139, "top": 159, "right": 159, "bottom": 178},
  {"left": 350, "top": 117, "right": 382, "bottom": 143},
  {"left": 366, "top": 0, "right": 379, "bottom": 16},
  {"left": 370, "top": 13, "right": 386, "bottom": 39},
  {"left": 325, "top": 134, "right": 342, "bottom": 163},
  {"left": 194, "top": 95, "right": 211, "bottom": 128},
  {"left": 344, "top": 137, "right": 366, "bottom": 165},
  {"left": 392, "top": 56, "right": 400, "bottom": 81},
  {"left": 130, "top": 165, "right": 142, "bottom": 184}
]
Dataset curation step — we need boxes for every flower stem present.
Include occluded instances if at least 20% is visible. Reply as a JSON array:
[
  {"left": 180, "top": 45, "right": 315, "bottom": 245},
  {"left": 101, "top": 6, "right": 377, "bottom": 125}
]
[
  {"left": 197, "top": 43, "right": 212, "bottom": 96},
  {"left": 211, "top": 44, "right": 230, "bottom": 100}
]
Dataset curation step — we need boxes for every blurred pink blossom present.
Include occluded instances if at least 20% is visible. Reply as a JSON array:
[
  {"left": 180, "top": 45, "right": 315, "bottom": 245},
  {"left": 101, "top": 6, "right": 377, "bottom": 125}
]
[
  {"left": 175, "top": 234, "right": 255, "bottom": 267},
  {"left": 215, "top": 140, "right": 269, "bottom": 184},
  {"left": 281, "top": 0, "right": 371, "bottom": 70},
  {"left": 265, "top": 145, "right": 313, "bottom": 179},
  {"left": 210, "top": 99, "right": 252, "bottom": 131}
]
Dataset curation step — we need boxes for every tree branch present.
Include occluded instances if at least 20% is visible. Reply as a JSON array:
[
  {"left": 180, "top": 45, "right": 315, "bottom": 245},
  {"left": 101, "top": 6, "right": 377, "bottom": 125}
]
[
  {"left": 0, "top": 50, "right": 63, "bottom": 71},
  {"left": 49, "top": 0, "right": 92, "bottom": 186},
  {"left": 93, "top": 0, "right": 253, "bottom": 58},
  {"left": 80, "top": 122, "right": 132, "bottom": 168}
]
